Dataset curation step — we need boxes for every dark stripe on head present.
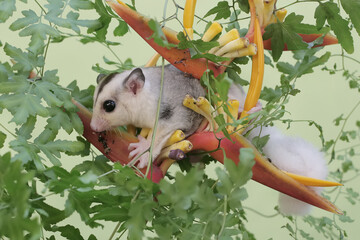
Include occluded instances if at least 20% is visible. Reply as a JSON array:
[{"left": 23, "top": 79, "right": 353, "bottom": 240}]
[{"left": 95, "top": 73, "right": 117, "bottom": 103}]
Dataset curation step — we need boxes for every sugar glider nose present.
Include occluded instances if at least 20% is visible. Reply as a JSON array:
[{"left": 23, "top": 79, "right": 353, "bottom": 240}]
[{"left": 90, "top": 118, "right": 107, "bottom": 132}]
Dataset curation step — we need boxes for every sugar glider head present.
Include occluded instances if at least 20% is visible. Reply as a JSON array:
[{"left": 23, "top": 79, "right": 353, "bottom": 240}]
[{"left": 90, "top": 68, "right": 145, "bottom": 132}]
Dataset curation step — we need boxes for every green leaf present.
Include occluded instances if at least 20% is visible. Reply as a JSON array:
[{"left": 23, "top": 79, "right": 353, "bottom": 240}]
[
  {"left": 0, "top": 94, "right": 49, "bottom": 124},
  {"left": 39, "top": 140, "right": 85, "bottom": 158},
  {"left": 20, "top": 23, "right": 60, "bottom": 54},
  {"left": 225, "top": 148, "right": 255, "bottom": 188},
  {"left": 228, "top": 187, "right": 248, "bottom": 209},
  {"left": 260, "top": 86, "right": 282, "bottom": 102},
  {"left": 315, "top": 2, "right": 353, "bottom": 53},
  {"left": 276, "top": 49, "right": 331, "bottom": 80},
  {"left": 9, "top": 10, "right": 39, "bottom": 31},
  {"left": 69, "top": 0, "right": 94, "bottom": 10},
  {"left": 17, "top": 115, "right": 36, "bottom": 140},
  {"left": 0, "top": 78, "right": 29, "bottom": 94},
  {"left": 237, "top": 0, "right": 249, "bottom": 13},
  {"left": 4, "top": 43, "right": 43, "bottom": 72},
  {"left": 263, "top": 13, "right": 318, "bottom": 61},
  {"left": 9, "top": 138, "right": 44, "bottom": 169},
  {"left": 46, "top": 11, "right": 100, "bottom": 34},
  {"left": 0, "top": 130, "right": 6, "bottom": 148},
  {"left": 55, "top": 225, "right": 84, "bottom": 240},
  {"left": 0, "top": 0, "right": 16, "bottom": 23},
  {"left": 92, "top": 0, "right": 111, "bottom": 41},
  {"left": 204, "top": 1, "right": 231, "bottom": 20},
  {"left": 0, "top": 153, "right": 41, "bottom": 240},
  {"left": 46, "top": 108, "right": 73, "bottom": 134},
  {"left": 35, "top": 82, "right": 63, "bottom": 107},
  {"left": 177, "top": 31, "right": 219, "bottom": 52},
  {"left": 251, "top": 134, "right": 270, "bottom": 152},
  {"left": 90, "top": 207, "right": 128, "bottom": 222},
  {"left": 113, "top": 20, "right": 129, "bottom": 37},
  {"left": 341, "top": 0, "right": 360, "bottom": 37},
  {"left": 148, "top": 19, "right": 176, "bottom": 49},
  {"left": 215, "top": 167, "right": 233, "bottom": 195}
]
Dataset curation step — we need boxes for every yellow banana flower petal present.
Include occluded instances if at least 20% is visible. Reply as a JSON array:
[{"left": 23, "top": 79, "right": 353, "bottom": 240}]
[
  {"left": 145, "top": 53, "right": 161, "bottom": 67},
  {"left": 284, "top": 171, "right": 343, "bottom": 187},
  {"left": 202, "top": 22, "right": 222, "bottom": 42},
  {"left": 183, "top": 0, "right": 197, "bottom": 40}
]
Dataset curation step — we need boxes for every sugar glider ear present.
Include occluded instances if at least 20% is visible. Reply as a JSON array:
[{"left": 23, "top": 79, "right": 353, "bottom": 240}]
[
  {"left": 123, "top": 68, "right": 145, "bottom": 95},
  {"left": 96, "top": 73, "right": 107, "bottom": 84}
]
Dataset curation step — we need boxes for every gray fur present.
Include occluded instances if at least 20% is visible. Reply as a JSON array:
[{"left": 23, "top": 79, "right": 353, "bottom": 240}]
[
  {"left": 158, "top": 65, "right": 205, "bottom": 136},
  {"left": 91, "top": 64, "right": 205, "bottom": 167}
]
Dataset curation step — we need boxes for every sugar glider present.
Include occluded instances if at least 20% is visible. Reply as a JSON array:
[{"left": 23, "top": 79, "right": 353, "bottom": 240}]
[
  {"left": 90, "top": 65, "right": 205, "bottom": 168},
  {"left": 229, "top": 83, "right": 328, "bottom": 215}
]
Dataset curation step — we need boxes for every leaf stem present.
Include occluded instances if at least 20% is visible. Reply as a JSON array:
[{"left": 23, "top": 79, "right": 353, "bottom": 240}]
[
  {"left": 34, "top": 0, "right": 47, "bottom": 14},
  {"left": 331, "top": 54, "right": 360, "bottom": 65},
  {"left": 330, "top": 100, "right": 360, "bottom": 162},
  {"left": 0, "top": 123, "right": 16, "bottom": 138},
  {"left": 41, "top": 36, "right": 52, "bottom": 78},
  {"left": 242, "top": 206, "right": 279, "bottom": 218}
]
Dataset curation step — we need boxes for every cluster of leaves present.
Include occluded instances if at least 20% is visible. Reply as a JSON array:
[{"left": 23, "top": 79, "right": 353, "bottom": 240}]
[
  {"left": 0, "top": 147, "right": 256, "bottom": 239},
  {"left": 0, "top": 0, "right": 360, "bottom": 239}
]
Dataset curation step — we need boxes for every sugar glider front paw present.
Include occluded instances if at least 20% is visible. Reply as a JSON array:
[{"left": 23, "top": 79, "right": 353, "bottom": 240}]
[{"left": 128, "top": 135, "right": 151, "bottom": 168}]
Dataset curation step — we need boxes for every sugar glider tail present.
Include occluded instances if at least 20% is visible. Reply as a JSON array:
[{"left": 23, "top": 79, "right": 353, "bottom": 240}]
[{"left": 247, "top": 126, "right": 328, "bottom": 215}]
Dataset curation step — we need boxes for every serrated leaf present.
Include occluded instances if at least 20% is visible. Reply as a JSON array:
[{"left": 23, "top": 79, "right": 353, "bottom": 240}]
[
  {"left": 263, "top": 13, "right": 318, "bottom": 61},
  {"left": 17, "top": 115, "right": 36, "bottom": 140},
  {"left": 46, "top": 108, "right": 73, "bottom": 134},
  {"left": 10, "top": 10, "right": 39, "bottom": 31},
  {"left": 341, "top": 0, "right": 360, "bottom": 37},
  {"left": 215, "top": 167, "right": 233, "bottom": 195},
  {"left": 93, "top": 0, "right": 111, "bottom": 41},
  {"left": 31, "top": 199, "right": 67, "bottom": 226},
  {"left": 55, "top": 225, "right": 84, "bottom": 240},
  {"left": 0, "top": 0, "right": 16, "bottom": 23},
  {"left": 276, "top": 49, "right": 330, "bottom": 80},
  {"left": 0, "top": 94, "right": 49, "bottom": 124},
  {"left": 3, "top": 43, "right": 42, "bottom": 72},
  {"left": 35, "top": 82, "right": 63, "bottom": 107},
  {"left": 0, "top": 153, "right": 41, "bottom": 239},
  {"left": 204, "top": 1, "right": 231, "bottom": 20},
  {"left": 0, "top": 78, "right": 29, "bottom": 94},
  {"left": 40, "top": 140, "right": 85, "bottom": 157},
  {"left": 315, "top": 2, "right": 353, "bottom": 53},
  {"left": 9, "top": 138, "right": 43, "bottom": 169},
  {"left": 228, "top": 187, "right": 247, "bottom": 209},
  {"left": 224, "top": 148, "right": 255, "bottom": 188},
  {"left": 19, "top": 22, "right": 60, "bottom": 54}
]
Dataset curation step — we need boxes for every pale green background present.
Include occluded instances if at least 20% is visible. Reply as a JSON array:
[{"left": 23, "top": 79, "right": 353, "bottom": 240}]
[{"left": 0, "top": 0, "right": 359, "bottom": 239}]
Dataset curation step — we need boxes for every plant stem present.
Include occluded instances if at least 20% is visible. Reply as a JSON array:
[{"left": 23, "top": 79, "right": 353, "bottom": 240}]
[
  {"left": 331, "top": 54, "right": 360, "bottom": 65},
  {"left": 243, "top": 206, "right": 279, "bottom": 218},
  {"left": 41, "top": 36, "right": 52, "bottom": 78},
  {"left": 0, "top": 123, "right": 16, "bottom": 138},
  {"left": 145, "top": 58, "right": 165, "bottom": 178},
  {"left": 108, "top": 222, "right": 122, "bottom": 240},
  {"left": 330, "top": 100, "right": 360, "bottom": 162}
]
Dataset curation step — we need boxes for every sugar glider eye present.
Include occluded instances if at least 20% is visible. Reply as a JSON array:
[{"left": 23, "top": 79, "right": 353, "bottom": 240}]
[{"left": 103, "top": 100, "right": 116, "bottom": 112}]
